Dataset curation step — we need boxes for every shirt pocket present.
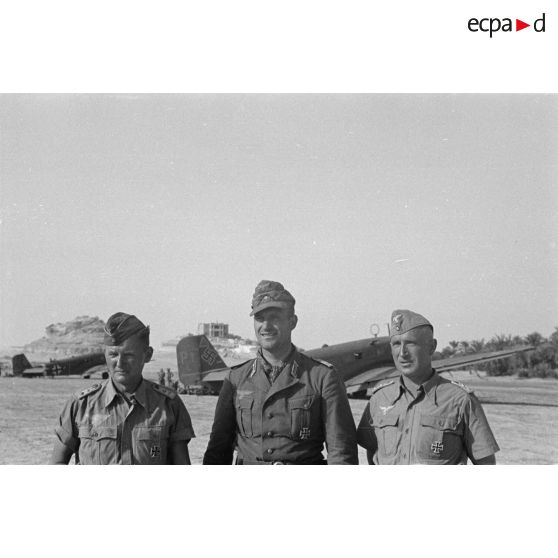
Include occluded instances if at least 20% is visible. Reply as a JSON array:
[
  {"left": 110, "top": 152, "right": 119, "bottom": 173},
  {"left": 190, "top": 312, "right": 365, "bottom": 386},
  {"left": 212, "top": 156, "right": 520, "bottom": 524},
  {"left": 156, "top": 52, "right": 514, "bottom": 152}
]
[
  {"left": 133, "top": 426, "right": 166, "bottom": 465},
  {"left": 417, "top": 415, "right": 463, "bottom": 463},
  {"left": 78, "top": 425, "right": 117, "bottom": 465},
  {"left": 289, "top": 395, "right": 314, "bottom": 440},
  {"left": 77, "top": 425, "right": 95, "bottom": 465},
  {"left": 374, "top": 415, "right": 399, "bottom": 456},
  {"left": 235, "top": 396, "right": 255, "bottom": 438}
]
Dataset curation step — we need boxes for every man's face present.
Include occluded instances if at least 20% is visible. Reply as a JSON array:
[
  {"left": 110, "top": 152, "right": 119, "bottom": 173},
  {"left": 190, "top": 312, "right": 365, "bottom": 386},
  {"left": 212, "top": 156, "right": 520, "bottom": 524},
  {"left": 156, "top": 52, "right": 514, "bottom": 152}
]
[
  {"left": 105, "top": 335, "right": 153, "bottom": 390},
  {"left": 390, "top": 326, "right": 437, "bottom": 382},
  {"left": 253, "top": 307, "right": 297, "bottom": 354}
]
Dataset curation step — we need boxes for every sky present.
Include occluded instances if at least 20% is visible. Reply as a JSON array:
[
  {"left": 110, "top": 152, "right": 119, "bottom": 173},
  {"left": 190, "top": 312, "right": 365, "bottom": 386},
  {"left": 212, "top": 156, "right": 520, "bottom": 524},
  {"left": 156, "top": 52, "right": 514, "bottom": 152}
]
[{"left": 1, "top": 94, "right": 557, "bottom": 351}]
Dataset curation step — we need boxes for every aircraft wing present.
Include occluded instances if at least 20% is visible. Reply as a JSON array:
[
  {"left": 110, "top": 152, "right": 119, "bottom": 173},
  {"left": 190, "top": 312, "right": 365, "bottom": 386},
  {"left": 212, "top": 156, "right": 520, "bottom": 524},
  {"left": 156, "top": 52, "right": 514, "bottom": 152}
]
[
  {"left": 342, "top": 346, "right": 533, "bottom": 395},
  {"left": 81, "top": 364, "right": 109, "bottom": 379},
  {"left": 431, "top": 346, "right": 533, "bottom": 373},
  {"left": 202, "top": 368, "right": 230, "bottom": 383},
  {"left": 21, "top": 367, "right": 46, "bottom": 377}
]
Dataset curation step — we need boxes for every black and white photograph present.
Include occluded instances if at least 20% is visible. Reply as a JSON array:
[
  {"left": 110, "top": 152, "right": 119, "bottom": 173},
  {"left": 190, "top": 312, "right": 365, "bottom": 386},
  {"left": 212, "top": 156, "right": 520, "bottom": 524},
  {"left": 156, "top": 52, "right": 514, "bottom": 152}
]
[{"left": 1, "top": 93, "right": 556, "bottom": 467}]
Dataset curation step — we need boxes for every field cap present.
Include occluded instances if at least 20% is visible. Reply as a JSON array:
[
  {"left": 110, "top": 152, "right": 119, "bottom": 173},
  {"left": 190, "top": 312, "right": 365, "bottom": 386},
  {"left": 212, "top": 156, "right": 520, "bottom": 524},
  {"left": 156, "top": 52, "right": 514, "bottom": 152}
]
[
  {"left": 103, "top": 312, "right": 149, "bottom": 345},
  {"left": 250, "top": 280, "right": 295, "bottom": 316},
  {"left": 390, "top": 309, "right": 433, "bottom": 338}
]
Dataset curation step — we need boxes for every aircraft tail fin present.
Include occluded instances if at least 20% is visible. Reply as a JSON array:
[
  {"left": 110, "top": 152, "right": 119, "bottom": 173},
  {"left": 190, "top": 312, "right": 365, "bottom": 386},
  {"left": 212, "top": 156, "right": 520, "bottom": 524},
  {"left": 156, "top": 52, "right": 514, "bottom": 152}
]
[
  {"left": 12, "top": 354, "right": 33, "bottom": 376},
  {"left": 176, "top": 335, "right": 228, "bottom": 386}
]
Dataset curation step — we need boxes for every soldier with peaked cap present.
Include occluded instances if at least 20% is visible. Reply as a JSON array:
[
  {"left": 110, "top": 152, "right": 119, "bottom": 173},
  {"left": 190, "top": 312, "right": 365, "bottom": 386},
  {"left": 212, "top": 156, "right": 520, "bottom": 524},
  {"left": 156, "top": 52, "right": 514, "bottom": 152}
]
[
  {"left": 357, "top": 309, "right": 499, "bottom": 465},
  {"left": 203, "top": 280, "right": 358, "bottom": 464},
  {"left": 50, "top": 312, "right": 195, "bottom": 465}
]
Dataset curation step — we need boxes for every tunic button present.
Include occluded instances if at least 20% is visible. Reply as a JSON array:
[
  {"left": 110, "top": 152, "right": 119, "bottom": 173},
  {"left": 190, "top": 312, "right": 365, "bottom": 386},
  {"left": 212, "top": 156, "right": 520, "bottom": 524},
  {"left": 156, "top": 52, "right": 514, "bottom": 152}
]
[
  {"left": 266, "top": 432, "right": 273, "bottom": 437},
  {"left": 267, "top": 413, "right": 273, "bottom": 419},
  {"left": 92, "top": 432, "right": 98, "bottom": 438},
  {"left": 267, "top": 448, "right": 273, "bottom": 454}
]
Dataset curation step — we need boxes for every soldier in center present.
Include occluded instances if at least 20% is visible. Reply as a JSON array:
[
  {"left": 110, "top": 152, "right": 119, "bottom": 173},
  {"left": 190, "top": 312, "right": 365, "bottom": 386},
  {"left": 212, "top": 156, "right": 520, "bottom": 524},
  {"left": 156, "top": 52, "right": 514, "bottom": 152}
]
[{"left": 203, "top": 280, "right": 358, "bottom": 464}]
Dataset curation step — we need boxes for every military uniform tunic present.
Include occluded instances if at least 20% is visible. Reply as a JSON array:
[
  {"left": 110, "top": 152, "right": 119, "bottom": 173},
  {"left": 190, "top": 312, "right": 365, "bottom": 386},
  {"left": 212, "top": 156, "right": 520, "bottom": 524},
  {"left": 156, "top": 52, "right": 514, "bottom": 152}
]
[
  {"left": 55, "top": 378, "right": 195, "bottom": 464},
  {"left": 357, "top": 372, "right": 499, "bottom": 464},
  {"left": 203, "top": 349, "right": 358, "bottom": 464}
]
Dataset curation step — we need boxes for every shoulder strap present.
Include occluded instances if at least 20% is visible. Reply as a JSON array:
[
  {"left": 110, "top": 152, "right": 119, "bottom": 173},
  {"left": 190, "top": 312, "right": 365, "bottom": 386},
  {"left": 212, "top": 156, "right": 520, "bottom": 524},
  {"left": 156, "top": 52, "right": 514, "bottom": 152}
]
[
  {"left": 371, "top": 380, "right": 396, "bottom": 394},
  {"left": 230, "top": 359, "right": 254, "bottom": 370},
  {"left": 309, "top": 356, "right": 334, "bottom": 369},
  {"left": 151, "top": 382, "right": 177, "bottom": 399},
  {"left": 78, "top": 383, "right": 102, "bottom": 399},
  {"left": 450, "top": 380, "right": 473, "bottom": 394}
]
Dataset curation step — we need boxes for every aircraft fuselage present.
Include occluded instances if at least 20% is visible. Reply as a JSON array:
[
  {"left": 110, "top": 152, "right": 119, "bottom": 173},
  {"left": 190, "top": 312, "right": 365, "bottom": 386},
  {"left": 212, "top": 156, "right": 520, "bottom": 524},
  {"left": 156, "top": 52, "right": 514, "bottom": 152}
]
[{"left": 304, "top": 336, "right": 393, "bottom": 381}]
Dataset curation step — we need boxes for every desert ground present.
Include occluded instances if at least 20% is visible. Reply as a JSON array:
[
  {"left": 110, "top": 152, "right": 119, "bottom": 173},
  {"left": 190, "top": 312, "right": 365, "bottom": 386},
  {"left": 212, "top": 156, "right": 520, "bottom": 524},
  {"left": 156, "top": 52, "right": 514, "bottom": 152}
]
[{"left": 1, "top": 350, "right": 556, "bottom": 465}]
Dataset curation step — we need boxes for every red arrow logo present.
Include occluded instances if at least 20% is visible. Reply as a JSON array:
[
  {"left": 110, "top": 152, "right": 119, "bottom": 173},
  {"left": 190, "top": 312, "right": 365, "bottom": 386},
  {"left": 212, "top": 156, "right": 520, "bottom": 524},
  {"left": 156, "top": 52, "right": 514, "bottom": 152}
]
[{"left": 516, "top": 19, "right": 530, "bottom": 31}]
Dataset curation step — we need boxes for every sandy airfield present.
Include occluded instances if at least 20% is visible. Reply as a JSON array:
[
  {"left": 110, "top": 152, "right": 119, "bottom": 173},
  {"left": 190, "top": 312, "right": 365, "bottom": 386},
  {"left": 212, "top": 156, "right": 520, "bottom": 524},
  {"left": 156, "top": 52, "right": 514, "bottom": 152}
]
[{"left": 1, "top": 350, "right": 557, "bottom": 465}]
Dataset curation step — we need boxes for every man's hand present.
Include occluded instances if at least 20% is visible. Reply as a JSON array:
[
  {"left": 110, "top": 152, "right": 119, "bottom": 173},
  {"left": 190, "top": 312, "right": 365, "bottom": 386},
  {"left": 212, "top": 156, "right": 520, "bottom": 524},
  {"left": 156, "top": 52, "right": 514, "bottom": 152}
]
[
  {"left": 471, "top": 454, "right": 496, "bottom": 465},
  {"left": 168, "top": 440, "right": 191, "bottom": 464},
  {"left": 49, "top": 439, "right": 73, "bottom": 464}
]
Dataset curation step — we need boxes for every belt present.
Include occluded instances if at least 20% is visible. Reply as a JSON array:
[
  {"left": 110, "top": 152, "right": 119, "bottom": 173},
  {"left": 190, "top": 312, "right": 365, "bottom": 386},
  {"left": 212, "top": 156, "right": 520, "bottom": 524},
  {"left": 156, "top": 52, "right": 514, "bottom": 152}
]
[
  {"left": 236, "top": 457, "right": 326, "bottom": 465},
  {"left": 237, "top": 458, "right": 293, "bottom": 465}
]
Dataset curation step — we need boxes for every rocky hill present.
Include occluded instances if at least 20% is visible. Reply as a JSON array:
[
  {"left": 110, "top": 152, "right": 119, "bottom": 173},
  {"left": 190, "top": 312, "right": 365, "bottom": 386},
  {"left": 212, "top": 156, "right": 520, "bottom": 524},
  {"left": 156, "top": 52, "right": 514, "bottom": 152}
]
[{"left": 23, "top": 316, "right": 106, "bottom": 357}]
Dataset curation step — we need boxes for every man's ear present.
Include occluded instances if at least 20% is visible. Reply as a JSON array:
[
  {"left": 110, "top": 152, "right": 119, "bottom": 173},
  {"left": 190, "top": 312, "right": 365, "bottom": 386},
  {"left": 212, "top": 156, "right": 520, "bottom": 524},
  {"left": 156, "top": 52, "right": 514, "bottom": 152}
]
[
  {"left": 290, "top": 314, "right": 298, "bottom": 330},
  {"left": 145, "top": 346, "right": 154, "bottom": 363},
  {"left": 431, "top": 338, "right": 438, "bottom": 355}
]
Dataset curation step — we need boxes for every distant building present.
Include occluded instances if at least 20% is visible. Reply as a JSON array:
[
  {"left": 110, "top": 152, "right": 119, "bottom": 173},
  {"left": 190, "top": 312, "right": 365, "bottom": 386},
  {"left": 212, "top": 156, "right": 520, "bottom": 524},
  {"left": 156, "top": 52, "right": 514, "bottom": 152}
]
[{"left": 198, "top": 322, "right": 229, "bottom": 338}]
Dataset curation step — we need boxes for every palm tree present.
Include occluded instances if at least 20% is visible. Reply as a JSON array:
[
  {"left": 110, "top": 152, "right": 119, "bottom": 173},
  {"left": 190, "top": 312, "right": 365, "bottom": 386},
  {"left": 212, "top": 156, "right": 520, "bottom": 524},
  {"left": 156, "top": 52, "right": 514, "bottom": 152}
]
[
  {"left": 469, "top": 339, "right": 485, "bottom": 353},
  {"left": 524, "top": 332, "right": 545, "bottom": 347},
  {"left": 488, "top": 334, "right": 513, "bottom": 351}
]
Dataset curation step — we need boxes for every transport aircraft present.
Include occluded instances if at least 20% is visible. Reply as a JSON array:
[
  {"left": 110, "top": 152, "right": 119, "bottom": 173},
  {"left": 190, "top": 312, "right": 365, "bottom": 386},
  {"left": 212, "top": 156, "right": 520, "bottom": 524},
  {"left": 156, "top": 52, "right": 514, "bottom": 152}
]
[
  {"left": 176, "top": 333, "right": 533, "bottom": 397},
  {"left": 11, "top": 352, "right": 108, "bottom": 378}
]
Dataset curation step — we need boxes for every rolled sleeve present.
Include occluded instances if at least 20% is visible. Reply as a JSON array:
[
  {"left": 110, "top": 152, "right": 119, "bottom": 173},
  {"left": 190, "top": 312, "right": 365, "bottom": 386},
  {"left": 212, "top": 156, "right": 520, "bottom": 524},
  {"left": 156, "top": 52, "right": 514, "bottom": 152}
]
[
  {"left": 322, "top": 367, "right": 358, "bottom": 464},
  {"left": 54, "top": 397, "right": 80, "bottom": 452},
  {"left": 169, "top": 397, "right": 195, "bottom": 442},
  {"left": 463, "top": 394, "right": 500, "bottom": 461}
]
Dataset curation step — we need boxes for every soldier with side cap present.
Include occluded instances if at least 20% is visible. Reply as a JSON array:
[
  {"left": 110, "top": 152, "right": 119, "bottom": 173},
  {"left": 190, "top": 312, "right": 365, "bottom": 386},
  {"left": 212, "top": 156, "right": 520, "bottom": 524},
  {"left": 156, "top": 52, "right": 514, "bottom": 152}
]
[
  {"left": 357, "top": 309, "right": 499, "bottom": 465},
  {"left": 203, "top": 280, "right": 358, "bottom": 465},
  {"left": 50, "top": 312, "right": 195, "bottom": 465}
]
